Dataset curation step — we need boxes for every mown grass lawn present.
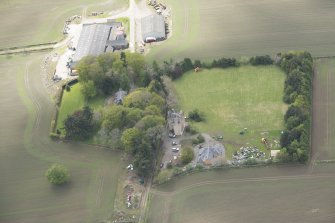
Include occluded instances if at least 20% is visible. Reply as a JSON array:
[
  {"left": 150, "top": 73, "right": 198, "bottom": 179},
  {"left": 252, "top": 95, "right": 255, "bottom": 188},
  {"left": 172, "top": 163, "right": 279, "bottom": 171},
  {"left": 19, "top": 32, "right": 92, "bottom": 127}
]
[
  {"left": 56, "top": 83, "right": 104, "bottom": 133},
  {"left": 174, "top": 66, "right": 287, "bottom": 156}
]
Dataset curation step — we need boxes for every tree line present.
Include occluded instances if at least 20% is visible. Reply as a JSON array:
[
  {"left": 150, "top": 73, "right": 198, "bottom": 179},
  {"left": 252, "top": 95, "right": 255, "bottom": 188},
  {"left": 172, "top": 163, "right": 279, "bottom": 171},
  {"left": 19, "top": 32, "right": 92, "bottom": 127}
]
[{"left": 277, "top": 51, "right": 312, "bottom": 162}]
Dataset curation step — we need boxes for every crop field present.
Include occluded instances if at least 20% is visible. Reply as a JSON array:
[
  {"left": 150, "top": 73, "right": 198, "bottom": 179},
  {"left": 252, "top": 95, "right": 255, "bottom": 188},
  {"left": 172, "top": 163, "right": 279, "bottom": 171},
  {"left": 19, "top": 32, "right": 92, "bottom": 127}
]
[
  {"left": 147, "top": 0, "right": 335, "bottom": 61},
  {"left": 312, "top": 58, "right": 335, "bottom": 160},
  {"left": 0, "top": 0, "right": 128, "bottom": 49},
  {"left": 0, "top": 53, "right": 123, "bottom": 223},
  {"left": 147, "top": 164, "right": 335, "bottom": 223},
  {"left": 56, "top": 83, "right": 104, "bottom": 133},
  {"left": 173, "top": 67, "right": 286, "bottom": 156}
]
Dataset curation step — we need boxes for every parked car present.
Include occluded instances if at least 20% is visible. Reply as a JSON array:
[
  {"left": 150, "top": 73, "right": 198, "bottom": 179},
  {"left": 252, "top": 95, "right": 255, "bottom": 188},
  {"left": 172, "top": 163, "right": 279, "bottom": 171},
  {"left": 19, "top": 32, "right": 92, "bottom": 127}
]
[
  {"left": 172, "top": 141, "right": 177, "bottom": 145},
  {"left": 172, "top": 147, "right": 180, "bottom": 152}
]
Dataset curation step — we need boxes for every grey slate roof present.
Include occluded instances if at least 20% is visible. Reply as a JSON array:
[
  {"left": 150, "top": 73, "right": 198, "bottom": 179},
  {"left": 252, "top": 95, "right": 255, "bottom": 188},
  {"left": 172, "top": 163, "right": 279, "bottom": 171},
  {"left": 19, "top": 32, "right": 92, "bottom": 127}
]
[
  {"left": 141, "top": 14, "right": 166, "bottom": 41},
  {"left": 197, "top": 143, "right": 225, "bottom": 164},
  {"left": 114, "top": 89, "right": 127, "bottom": 104}
]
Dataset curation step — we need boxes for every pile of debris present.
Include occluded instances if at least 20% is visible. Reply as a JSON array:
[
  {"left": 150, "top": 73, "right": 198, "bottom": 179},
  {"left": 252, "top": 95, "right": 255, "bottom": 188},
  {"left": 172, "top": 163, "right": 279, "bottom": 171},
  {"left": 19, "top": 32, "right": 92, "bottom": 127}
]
[{"left": 232, "top": 146, "right": 266, "bottom": 165}]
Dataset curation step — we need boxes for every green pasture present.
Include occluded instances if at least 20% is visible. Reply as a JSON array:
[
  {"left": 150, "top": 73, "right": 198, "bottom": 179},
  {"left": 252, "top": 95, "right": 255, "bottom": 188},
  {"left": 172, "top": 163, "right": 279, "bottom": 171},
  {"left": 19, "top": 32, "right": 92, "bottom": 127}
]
[
  {"left": 147, "top": 164, "right": 335, "bottom": 223},
  {"left": 0, "top": 54, "right": 122, "bottom": 223},
  {"left": 0, "top": 0, "right": 128, "bottom": 49},
  {"left": 56, "top": 83, "right": 104, "bottom": 134},
  {"left": 174, "top": 66, "right": 286, "bottom": 156},
  {"left": 147, "top": 0, "right": 335, "bottom": 61},
  {"left": 312, "top": 58, "right": 335, "bottom": 160}
]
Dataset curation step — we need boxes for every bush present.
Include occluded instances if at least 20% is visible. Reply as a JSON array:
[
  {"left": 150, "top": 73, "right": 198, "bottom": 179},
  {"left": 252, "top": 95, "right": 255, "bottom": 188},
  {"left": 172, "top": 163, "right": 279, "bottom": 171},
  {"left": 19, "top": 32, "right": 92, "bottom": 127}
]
[
  {"left": 63, "top": 106, "right": 94, "bottom": 140},
  {"left": 180, "top": 147, "right": 195, "bottom": 165},
  {"left": 250, "top": 55, "right": 273, "bottom": 65},
  {"left": 46, "top": 164, "right": 70, "bottom": 185},
  {"left": 192, "top": 134, "right": 205, "bottom": 145},
  {"left": 188, "top": 109, "right": 204, "bottom": 122}
]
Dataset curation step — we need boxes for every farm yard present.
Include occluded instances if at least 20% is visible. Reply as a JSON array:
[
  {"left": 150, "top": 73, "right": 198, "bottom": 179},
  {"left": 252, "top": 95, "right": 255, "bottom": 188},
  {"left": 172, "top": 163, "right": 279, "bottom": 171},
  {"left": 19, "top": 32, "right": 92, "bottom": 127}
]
[
  {"left": 173, "top": 66, "right": 286, "bottom": 157},
  {"left": 0, "top": 53, "right": 123, "bottom": 223},
  {"left": 0, "top": 0, "right": 128, "bottom": 49},
  {"left": 312, "top": 58, "right": 335, "bottom": 160},
  {"left": 147, "top": 0, "right": 335, "bottom": 61},
  {"left": 147, "top": 164, "right": 335, "bottom": 223}
]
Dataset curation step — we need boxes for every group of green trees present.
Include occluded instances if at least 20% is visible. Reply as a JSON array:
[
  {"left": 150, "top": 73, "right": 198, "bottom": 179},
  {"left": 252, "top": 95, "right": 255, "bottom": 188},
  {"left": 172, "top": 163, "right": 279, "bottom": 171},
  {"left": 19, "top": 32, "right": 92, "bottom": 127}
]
[
  {"left": 61, "top": 52, "right": 168, "bottom": 177},
  {"left": 278, "top": 52, "right": 313, "bottom": 162},
  {"left": 103, "top": 88, "right": 166, "bottom": 177},
  {"left": 76, "top": 52, "right": 152, "bottom": 98}
]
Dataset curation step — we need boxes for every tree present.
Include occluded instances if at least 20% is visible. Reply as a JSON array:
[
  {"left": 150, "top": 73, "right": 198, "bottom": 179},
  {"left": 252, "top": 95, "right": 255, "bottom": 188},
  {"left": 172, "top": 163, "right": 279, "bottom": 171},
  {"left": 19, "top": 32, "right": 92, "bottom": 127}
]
[
  {"left": 64, "top": 106, "right": 94, "bottom": 140},
  {"left": 136, "top": 115, "right": 165, "bottom": 130},
  {"left": 180, "top": 147, "right": 194, "bottom": 165},
  {"left": 121, "top": 128, "right": 143, "bottom": 154},
  {"left": 46, "top": 164, "right": 70, "bottom": 185},
  {"left": 81, "top": 80, "right": 97, "bottom": 98},
  {"left": 188, "top": 109, "right": 205, "bottom": 122}
]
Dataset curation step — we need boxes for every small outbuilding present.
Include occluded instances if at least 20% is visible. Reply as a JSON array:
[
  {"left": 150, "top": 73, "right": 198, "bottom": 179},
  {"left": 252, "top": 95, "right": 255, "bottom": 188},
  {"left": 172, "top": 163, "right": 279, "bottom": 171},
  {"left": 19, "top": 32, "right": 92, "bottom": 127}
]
[{"left": 141, "top": 14, "right": 166, "bottom": 43}]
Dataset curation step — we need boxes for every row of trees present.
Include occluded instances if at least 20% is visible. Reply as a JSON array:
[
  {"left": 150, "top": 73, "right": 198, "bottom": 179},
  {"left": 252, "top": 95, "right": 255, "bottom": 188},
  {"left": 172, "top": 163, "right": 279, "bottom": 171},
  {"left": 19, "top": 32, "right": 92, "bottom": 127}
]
[{"left": 278, "top": 52, "right": 313, "bottom": 162}]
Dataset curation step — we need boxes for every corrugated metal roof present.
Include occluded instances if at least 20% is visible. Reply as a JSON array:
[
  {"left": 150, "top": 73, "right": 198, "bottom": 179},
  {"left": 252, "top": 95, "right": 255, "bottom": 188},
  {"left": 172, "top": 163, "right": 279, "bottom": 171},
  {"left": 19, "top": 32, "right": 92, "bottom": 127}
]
[
  {"left": 73, "top": 24, "right": 111, "bottom": 62},
  {"left": 141, "top": 14, "right": 166, "bottom": 40}
]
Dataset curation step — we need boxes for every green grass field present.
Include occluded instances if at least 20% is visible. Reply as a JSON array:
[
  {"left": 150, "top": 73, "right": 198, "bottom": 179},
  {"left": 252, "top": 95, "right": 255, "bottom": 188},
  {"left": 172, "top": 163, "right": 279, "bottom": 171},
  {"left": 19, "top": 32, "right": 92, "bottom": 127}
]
[
  {"left": 174, "top": 66, "right": 286, "bottom": 156},
  {"left": 0, "top": 53, "right": 122, "bottom": 223},
  {"left": 56, "top": 83, "right": 104, "bottom": 133},
  {"left": 147, "top": 0, "right": 335, "bottom": 61},
  {"left": 312, "top": 58, "right": 335, "bottom": 160},
  {"left": 147, "top": 164, "right": 335, "bottom": 223},
  {"left": 0, "top": 0, "right": 128, "bottom": 49}
]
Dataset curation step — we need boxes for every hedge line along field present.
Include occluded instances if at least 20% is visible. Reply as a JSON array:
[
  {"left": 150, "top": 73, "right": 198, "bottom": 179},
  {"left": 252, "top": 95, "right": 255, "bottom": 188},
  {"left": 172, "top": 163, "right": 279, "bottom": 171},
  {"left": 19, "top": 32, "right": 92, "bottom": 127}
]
[
  {"left": 147, "top": 164, "right": 335, "bottom": 223},
  {"left": 148, "top": 0, "right": 335, "bottom": 61},
  {"left": 312, "top": 58, "right": 335, "bottom": 160},
  {"left": 0, "top": 0, "right": 128, "bottom": 49},
  {"left": 173, "top": 66, "right": 286, "bottom": 157},
  {"left": 0, "top": 53, "right": 123, "bottom": 223}
]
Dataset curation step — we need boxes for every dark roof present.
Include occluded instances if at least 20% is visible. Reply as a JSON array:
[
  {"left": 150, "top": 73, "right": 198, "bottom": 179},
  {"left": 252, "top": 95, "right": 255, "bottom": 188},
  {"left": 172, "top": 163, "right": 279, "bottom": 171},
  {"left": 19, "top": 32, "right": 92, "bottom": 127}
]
[{"left": 141, "top": 14, "right": 166, "bottom": 40}]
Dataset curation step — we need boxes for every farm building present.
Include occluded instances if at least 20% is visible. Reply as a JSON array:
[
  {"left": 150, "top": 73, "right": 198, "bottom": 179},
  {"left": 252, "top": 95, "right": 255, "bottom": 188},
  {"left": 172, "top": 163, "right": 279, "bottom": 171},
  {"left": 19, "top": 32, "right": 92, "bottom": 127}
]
[
  {"left": 141, "top": 14, "right": 166, "bottom": 42},
  {"left": 197, "top": 142, "right": 225, "bottom": 165},
  {"left": 167, "top": 110, "right": 186, "bottom": 136},
  {"left": 72, "top": 20, "right": 128, "bottom": 64}
]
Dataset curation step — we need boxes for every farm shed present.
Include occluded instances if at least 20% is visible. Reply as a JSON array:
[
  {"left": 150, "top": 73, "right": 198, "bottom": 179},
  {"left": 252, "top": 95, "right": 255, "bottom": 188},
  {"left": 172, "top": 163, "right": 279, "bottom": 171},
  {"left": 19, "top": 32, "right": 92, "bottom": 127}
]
[
  {"left": 141, "top": 14, "right": 166, "bottom": 42},
  {"left": 73, "top": 20, "right": 128, "bottom": 63},
  {"left": 197, "top": 143, "right": 225, "bottom": 165}
]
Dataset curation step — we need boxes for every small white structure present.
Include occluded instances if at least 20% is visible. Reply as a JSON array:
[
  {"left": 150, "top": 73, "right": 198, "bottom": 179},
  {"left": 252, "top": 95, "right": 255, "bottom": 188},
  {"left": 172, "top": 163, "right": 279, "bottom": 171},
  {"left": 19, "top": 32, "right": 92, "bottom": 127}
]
[{"left": 271, "top": 150, "right": 280, "bottom": 158}]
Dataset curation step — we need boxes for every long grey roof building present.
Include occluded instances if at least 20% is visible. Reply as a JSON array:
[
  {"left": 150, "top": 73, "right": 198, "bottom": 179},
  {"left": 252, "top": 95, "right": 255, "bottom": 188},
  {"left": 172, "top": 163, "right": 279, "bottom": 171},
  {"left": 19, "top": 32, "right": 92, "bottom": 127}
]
[
  {"left": 141, "top": 14, "right": 166, "bottom": 42},
  {"left": 73, "top": 20, "right": 128, "bottom": 63}
]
